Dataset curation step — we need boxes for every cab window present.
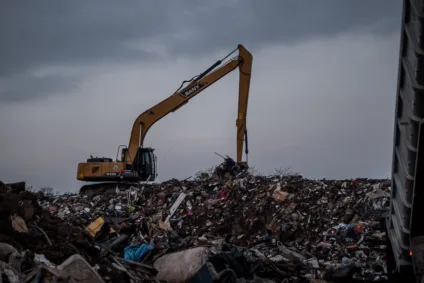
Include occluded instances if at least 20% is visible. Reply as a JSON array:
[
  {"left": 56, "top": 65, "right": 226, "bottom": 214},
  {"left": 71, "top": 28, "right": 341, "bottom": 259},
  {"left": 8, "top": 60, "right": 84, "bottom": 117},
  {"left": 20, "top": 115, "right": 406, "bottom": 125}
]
[{"left": 143, "top": 151, "right": 150, "bottom": 165}]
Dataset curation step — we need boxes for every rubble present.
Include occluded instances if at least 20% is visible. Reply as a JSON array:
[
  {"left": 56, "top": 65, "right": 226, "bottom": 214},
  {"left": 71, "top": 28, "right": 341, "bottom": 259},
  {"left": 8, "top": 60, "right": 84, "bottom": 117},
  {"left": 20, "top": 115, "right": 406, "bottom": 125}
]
[{"left": 0, "top": 164, "right": 392, "bottom": 282}]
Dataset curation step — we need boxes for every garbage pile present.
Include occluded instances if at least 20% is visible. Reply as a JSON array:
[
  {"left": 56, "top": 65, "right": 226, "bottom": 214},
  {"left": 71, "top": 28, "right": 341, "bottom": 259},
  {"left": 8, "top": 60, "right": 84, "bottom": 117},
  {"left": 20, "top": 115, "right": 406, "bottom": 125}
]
[{"left": 0, "top": 166, "right": 392, "bottom": 282}]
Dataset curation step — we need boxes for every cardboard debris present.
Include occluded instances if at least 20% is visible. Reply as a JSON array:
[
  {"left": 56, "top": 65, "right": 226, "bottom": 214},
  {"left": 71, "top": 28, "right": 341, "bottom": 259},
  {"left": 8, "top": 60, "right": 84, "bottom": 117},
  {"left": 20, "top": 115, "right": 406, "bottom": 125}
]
[
  {"left": 158, "top": 220, "right": 173, "bottom": 231},
  {"left": 273, "top": 189, "right": 289, "bottom": 202},
  {"left": 10, "top": 215, "right": 28, "bottom": 233}
]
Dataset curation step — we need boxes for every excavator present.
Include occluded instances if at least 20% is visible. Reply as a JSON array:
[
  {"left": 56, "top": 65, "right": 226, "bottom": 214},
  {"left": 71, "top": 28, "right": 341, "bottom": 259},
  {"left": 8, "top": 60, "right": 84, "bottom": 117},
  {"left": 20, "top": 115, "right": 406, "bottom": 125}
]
[{"left": 76, "top": 44, "right": 253, "bottom": 194}]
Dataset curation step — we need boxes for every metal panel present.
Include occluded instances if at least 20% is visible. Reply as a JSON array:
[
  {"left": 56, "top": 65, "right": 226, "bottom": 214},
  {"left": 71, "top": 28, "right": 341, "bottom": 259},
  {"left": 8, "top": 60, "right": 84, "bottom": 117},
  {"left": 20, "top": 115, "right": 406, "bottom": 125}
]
[{"left": 388, "top": 0, "right": 424, "bottom": 272}]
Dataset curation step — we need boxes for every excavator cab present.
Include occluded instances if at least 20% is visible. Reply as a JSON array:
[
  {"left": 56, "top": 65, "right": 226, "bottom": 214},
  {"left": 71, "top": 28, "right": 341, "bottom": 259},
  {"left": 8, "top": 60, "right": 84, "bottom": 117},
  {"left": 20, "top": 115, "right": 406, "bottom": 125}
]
[
  {"left": 119, "top": 146, "right": 157, "bottom": 181},
  {"left": 131, "top": 147, "right": 157, "bottom": 181}
]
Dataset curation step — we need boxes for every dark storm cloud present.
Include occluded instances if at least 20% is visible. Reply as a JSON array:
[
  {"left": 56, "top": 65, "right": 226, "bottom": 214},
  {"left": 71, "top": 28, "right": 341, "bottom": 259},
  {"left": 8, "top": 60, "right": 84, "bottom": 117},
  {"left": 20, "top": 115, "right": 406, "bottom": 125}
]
[
  {"left": 0, "top": 1, "right": 180, "bottom": 77},
  {"left": 0, "top": 0, "right": 180, "bottom": 102},
  {"left": 0, "top": 0, "right": 402, "bottom": 102},
  {"left": 169, "top": 0, "right": 402, "bottom": 56}
]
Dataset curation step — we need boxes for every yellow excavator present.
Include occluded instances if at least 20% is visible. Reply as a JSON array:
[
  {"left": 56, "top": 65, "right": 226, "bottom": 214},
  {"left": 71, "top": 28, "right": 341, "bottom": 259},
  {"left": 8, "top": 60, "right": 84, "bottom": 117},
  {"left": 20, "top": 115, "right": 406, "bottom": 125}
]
[{"left": 76, "top": 44, "right": 253, "bottom": 193}]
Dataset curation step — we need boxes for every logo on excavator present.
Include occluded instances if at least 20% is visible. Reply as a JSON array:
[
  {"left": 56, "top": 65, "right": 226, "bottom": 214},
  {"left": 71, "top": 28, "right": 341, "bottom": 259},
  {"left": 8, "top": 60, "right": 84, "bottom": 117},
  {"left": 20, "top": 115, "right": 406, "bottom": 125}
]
[{"left": 181, "top": 83, "right": 205, "bottom": 97}]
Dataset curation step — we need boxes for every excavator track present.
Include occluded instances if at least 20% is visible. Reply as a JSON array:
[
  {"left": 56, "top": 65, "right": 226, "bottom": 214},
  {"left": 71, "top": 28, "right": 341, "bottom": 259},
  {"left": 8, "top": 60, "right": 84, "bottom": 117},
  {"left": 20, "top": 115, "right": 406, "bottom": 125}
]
[{"left": 79, "top": 182, "right": 137, "bottom": 196}]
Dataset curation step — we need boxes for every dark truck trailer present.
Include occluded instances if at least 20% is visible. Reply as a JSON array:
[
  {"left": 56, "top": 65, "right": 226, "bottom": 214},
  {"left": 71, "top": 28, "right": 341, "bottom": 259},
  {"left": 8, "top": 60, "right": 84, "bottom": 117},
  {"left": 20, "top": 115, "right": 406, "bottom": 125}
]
[{"left": 387, "top": 0, "right": 424, "bottom": 281}]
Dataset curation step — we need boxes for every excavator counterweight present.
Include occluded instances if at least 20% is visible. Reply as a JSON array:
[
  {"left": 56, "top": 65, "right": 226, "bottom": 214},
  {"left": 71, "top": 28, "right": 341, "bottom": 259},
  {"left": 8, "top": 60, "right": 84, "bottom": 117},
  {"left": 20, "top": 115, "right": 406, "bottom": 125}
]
[{"left": 76, "top": 44, "right": 253, "bottom": 194}]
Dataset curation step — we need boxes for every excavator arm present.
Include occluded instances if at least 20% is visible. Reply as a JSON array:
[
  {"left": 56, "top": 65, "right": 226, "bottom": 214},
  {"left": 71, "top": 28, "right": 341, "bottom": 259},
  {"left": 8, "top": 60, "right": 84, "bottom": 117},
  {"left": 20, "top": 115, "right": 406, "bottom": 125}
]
[{"left": 125, "top": 44, "right": 253, "bottom": 166}]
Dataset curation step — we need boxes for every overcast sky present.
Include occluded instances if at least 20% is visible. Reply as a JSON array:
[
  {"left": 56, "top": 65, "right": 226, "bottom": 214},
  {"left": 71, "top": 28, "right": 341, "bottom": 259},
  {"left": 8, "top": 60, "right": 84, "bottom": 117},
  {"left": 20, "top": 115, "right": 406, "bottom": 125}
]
[{"left": 0, "top": 1, "right": 403, "bottom": 192}]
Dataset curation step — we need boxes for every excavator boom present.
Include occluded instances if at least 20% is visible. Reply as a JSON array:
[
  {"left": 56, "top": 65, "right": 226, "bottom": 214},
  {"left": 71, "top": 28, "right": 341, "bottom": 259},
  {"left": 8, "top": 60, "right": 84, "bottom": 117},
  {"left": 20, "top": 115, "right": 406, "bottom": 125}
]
[{"left": 126, "top": 44, "right": 252, "bottom": 165}]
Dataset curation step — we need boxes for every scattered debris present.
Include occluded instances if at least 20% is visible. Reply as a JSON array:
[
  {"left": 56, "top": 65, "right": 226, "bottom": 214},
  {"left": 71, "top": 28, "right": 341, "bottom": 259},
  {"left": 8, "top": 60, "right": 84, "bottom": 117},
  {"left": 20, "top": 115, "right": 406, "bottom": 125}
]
[{"left": 0, "top": 163, "right": 392, "bottom": 282}]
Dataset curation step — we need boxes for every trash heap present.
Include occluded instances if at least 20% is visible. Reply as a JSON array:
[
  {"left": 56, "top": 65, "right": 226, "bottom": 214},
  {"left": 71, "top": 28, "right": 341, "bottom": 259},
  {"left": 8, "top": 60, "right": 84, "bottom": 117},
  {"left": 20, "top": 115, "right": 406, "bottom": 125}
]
[{"left": 0, "top": 165, "right": 392, "bottom": 282}]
